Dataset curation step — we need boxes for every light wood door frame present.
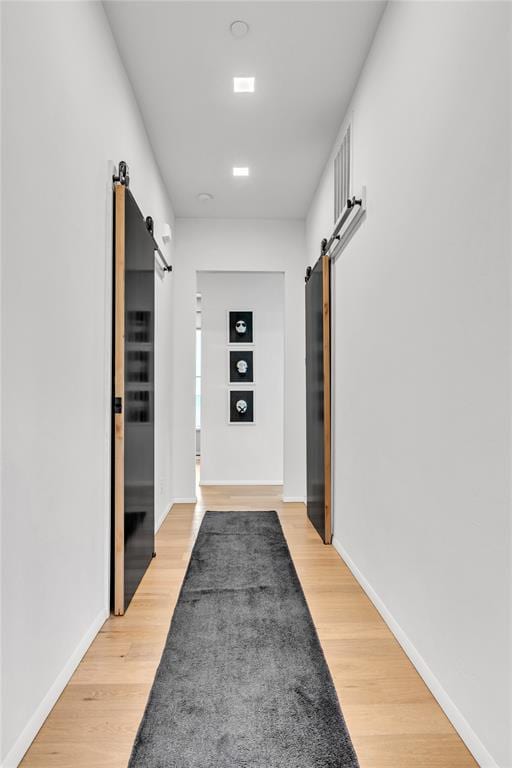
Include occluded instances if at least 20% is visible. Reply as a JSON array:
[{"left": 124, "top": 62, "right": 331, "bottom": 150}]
[
  {"left": 113, "top": 182, "right": 125, "bottom": 615},
  {"left": 322, "top": 254, "right": 332, "bottom": 544}
]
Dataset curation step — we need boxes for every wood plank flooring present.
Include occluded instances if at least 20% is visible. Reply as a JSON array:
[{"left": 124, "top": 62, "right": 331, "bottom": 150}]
[{"left": 20, "top": 479, "right": 478, "bottom": 768}]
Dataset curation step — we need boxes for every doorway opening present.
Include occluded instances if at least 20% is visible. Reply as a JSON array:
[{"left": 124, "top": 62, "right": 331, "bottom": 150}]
[
  {"left": 195, "top": 293, "right": 202, "bottom": 484},
  {"left": 195, "top": 270, "right": 284, "bottom": 488}
]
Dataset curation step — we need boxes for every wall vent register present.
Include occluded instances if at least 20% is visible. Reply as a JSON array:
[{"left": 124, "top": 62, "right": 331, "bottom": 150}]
[{"left": 334, "top": 123, "right": 351, "bottom": 224}]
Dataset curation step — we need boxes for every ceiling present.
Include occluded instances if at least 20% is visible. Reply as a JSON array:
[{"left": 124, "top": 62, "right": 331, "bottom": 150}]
[{"left": 105, "top": 1, "right": 386, "bottom": 219}]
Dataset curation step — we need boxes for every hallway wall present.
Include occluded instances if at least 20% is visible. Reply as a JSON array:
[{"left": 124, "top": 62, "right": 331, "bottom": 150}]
[
  {"left": 172, "top": 218, "right": 306, "bottom": 502},
  {"left": 1, "top": 2, "right": 174, "bottom": 765},
  {"left": 306, "top": 2, "right": 511, "bottom": 767},
  {"left": 198, "top": 271, "right": 284, "bottom": 485}
]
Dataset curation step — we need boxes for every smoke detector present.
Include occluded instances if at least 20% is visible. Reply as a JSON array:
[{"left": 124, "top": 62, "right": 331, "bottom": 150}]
[{"left": 230, "top": 20, "right": 249, "bottom": 38}]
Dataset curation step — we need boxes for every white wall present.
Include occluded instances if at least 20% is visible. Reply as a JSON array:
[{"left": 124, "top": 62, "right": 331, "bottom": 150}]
[
  {"left": 0, "top": 5, "right": 3, "bottom": 764},
  {"left": 1, "top": 2, "right": 174, "bottom": 765},
  {"left": 172, "top": 218, "right": 306, "bottom": 502},
  {"left": 198, "top": 271, "right": 284, "bottom": 485},
  {"left": 306, "top": 3, "right": 511, "bottom": 767}
]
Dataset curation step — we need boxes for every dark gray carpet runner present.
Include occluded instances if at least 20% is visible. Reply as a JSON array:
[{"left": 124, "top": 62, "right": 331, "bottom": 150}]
[{"left": 128, "top": 510, "right": 359, "bottom": 767}]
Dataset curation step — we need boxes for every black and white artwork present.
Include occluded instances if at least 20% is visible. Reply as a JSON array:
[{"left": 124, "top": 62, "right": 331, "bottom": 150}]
[
  {"left": 228, "top": 310, "right": 254, "bottom": 344},
  {"left": 229, "top": 350, "right": 254, "bottom": 384},
  {"left": 229, "top": 389, "right": 254, "bottom": 424}
]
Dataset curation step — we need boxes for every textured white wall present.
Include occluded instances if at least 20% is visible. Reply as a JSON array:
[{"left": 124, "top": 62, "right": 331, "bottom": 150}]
[
  {"left": 306, "top": 2, "right": 511, "bottom": 766},
  {"left": 198, "top": 272, "right": 284, "bottom": 485},
  {"left": 1, "top": 2, "right": 174, "bottom": 764},
  {"left": 172, "top": 219, "right": 306, "bottom": 502}
]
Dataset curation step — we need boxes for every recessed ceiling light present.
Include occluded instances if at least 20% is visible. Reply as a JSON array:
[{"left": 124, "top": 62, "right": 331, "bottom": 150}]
[
  {"left": 197, "top": 192, "right": 213, "bottom": 202},
  {"left": 233, "top": 167, "right": 249, "bottom": 177},
  {"left": 233, "top": 77, "right": 255, "bottom": 93},
  {"left": 230, "top": 20, "right": 249, "bottom": 38}
]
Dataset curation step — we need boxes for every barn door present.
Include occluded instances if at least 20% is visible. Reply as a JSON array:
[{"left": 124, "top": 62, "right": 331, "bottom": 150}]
[
  {"left": 305, "top": 255, "right": 331, "bottom": 544},
  {"left": 112, "top": 181, "right": 155, "bottom": 615}
]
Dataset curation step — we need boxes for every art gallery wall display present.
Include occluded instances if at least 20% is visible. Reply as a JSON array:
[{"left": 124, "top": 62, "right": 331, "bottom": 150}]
[
  {"left": 228, "top": 310, "right": 254, "bottom": 344},
  {"left": 229, "top": 349, "right": 254, "bottom": 384},
  {"left": 229, "top": 389, "right": 254, "bottom": 424}
]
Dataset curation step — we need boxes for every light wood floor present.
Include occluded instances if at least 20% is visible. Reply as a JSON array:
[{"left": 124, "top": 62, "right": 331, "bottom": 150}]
[{"left": 21, "top": 477, "right": 478, "bottom": 768}]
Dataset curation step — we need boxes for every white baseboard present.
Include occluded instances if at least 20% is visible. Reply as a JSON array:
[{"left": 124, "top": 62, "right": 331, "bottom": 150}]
[
  {"left": 155, "top": 501, "right": 173, "bottom": 533},
  {"left": 1, "top": 607, "right": 108, "bottom": 768},
  {"left": 282, "top": 496, "right": 306, "bottom": 503},
  {"left": 332, "top": 537, "right": 499, "bottom": 768},
  {"left": 171, "top": 497, "right": 197, "bottom": 504},
  {"left": 199, "top": 480, "right": 282, "bottom": 487}
]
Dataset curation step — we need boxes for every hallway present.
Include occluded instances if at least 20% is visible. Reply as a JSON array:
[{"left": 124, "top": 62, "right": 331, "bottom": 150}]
[
  {"left": 21, "top": 480, "right": 477, "bottom": 768},
  {"left": 2, "top": 1, "right": 511, "bottom": 766}
]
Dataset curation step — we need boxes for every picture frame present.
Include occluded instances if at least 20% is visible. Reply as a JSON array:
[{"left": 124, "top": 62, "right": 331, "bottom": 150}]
[
  {"left": 228, "top": 349, "right": 254, "bottom": 384},
  {"left": 227, "top": 310, "right": 254, "bottom": 345},
  {"left": 228, "top": 389, "right": 255, "bottom": 424}
]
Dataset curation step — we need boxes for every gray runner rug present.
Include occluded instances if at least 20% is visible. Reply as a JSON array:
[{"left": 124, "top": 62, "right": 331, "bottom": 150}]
[{"left": 128, "top": 510, "right": 359, "bottom": 768}]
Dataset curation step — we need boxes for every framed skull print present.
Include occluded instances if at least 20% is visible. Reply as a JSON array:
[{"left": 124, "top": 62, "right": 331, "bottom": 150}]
[
  {"left": 228, "top": 310, "right": 254, "bottom": 344},
  {"left": 229, "top": 349, "right": 254, "bottom": 384},
  {"left": 229, "top": 389, "right": 254, "bottom": 424}
]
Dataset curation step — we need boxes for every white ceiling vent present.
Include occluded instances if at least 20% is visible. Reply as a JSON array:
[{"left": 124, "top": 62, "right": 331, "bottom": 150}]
[{"left": 334, "top": 123, "right": 351, "bottom": 224}]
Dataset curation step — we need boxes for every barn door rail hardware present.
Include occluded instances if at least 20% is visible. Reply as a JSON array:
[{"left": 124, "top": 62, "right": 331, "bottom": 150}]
[
  {"left": 112, "top": 161, "right": 172, "bottom": 273},
  {"left": 146, "top": 216, "right": 173, "bottom": 273},
  {"left": 113, "top": 160, "right": 130, "bottom": 187},
  {"left": 320, "top": 190, "right": 366, "bottom": 260}
]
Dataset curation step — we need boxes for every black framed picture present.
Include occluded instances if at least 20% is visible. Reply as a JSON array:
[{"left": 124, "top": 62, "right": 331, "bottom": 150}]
[
  {"left": 229, "top": 350, "right": 254, "bottom": 384},
  {"left": 228, "top": 310, "right": 254, "bottom": 344},
  {"left": 229, "top": 390, "right": 254, "bottom": 424}
]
